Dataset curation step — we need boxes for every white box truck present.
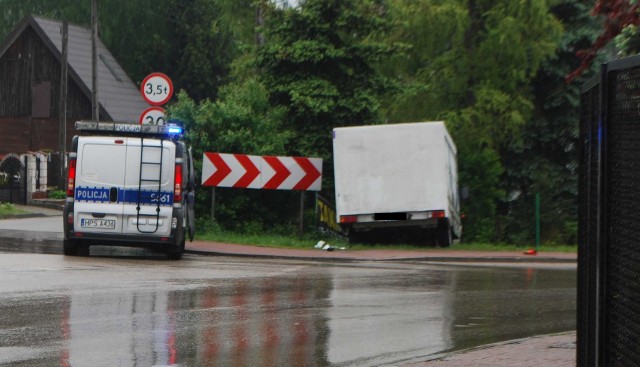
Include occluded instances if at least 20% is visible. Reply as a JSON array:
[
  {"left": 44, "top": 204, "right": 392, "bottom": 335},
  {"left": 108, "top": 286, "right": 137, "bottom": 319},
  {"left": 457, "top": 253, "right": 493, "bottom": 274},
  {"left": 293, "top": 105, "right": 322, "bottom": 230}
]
[{"left": 332, "top": 121, "right": 461, "bottom": 246}]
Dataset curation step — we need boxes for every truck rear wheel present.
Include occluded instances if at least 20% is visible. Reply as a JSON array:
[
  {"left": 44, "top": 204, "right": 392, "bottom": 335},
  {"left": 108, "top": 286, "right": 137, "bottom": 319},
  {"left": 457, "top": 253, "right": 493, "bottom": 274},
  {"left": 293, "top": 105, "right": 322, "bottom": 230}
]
[
  {"left": 343, "top": 226, "right": 360, "bottom": 244},
  {"left": 437, "top": 228, "right": 452, "bottom": 247},
  {"left": 436, "top": 219, "right": 452, "bottom": 247}
]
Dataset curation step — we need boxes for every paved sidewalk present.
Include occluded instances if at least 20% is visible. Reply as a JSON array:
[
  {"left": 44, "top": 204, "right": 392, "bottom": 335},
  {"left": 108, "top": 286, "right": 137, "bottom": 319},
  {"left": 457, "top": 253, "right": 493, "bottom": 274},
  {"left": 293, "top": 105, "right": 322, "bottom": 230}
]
[
  {"left": 408, "top": 332, "right": 576, "bottom": 367},
  {"left": 187, "top": 240, "right": 577, "bottom": 263}
]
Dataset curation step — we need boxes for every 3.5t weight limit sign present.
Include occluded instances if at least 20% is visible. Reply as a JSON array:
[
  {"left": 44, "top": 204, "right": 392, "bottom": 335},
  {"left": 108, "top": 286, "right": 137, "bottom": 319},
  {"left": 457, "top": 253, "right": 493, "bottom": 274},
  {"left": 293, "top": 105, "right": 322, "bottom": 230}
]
[{"left": 141, "top": 72, "right": 173, "bottom": 106}]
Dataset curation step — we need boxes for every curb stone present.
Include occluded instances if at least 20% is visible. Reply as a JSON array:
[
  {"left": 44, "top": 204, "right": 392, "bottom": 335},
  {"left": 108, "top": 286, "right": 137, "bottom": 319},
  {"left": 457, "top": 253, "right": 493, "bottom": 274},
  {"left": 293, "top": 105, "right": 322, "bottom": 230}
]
[{"left": 405, "top": 331, "right": 576, "bottom": 367}]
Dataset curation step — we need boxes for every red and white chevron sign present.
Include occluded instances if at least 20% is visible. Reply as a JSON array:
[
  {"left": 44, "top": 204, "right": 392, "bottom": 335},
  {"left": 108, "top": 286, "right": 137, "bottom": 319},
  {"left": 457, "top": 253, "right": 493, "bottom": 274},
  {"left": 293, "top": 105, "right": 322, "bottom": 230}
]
[{"left": 202, "top": 152, "right": 322, "bottom": 191}]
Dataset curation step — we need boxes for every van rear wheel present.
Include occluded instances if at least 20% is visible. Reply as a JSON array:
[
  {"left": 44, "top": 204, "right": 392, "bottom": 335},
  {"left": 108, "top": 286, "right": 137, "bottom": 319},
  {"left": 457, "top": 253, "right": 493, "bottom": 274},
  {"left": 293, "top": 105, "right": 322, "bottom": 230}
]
[
  {"left": 167, "top": 238, "right": 185, "bottom": 260},
  {"left": 63, "top": 239, "right": 80, "bottom": 256}
]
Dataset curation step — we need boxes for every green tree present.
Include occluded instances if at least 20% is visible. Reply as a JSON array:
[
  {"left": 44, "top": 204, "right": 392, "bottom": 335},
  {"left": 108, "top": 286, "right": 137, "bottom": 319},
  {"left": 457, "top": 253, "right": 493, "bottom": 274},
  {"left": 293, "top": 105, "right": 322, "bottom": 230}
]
[
  {"left": 0, "top": 0, "right": 89, "bottom": 38},
  {"left": 0, "top": 0, "right": 240, "bottom": 102},
  {"left": 380, "top": 0, "right": 469, "bottom": 120},
  {"left": 168, "top": 79, "right": 295, "bottom": 231},
  {"left": 567, "top": 0, "right": 639, "bottom": 81},
  {"left": 218, "top": 0, "right": 258, "bottom": 48},
  {"left": 170, "top": 80, "right": 290, "bottom": 161},
  {"left": 99, "top": 0, "right": 237, "bottom": 101},
  {"left": 381, "top": 0, "right": 562, "bottom": 242},
  {"left": 256, "top": 0, "right": 402, "bottom": 162},
  {"left": 502, "top": 0, "right": 602, "bottom": 244}
]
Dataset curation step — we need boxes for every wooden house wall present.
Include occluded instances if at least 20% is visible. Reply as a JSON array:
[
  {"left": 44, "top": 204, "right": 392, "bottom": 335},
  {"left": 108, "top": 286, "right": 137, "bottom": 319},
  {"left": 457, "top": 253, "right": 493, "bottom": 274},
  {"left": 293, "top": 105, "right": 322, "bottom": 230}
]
[
  {"left": 0, "top": 118, "right": 80, "bottom": 154},
  {"left": 0, "top": 27, "right": 94, "bottom": 154}
]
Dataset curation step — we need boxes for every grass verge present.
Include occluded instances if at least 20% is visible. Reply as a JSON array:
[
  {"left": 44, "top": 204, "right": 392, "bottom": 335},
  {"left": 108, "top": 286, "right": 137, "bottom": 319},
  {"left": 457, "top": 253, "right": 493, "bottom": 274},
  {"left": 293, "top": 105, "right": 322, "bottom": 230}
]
[
  {"left": 0, "top": 203, "right": 27, "bottom": 217},
  {"left": 196, "top": 229, "right": 577, "bottom": 253},
  {"left": 197, "top": 230, "right": 348, "bottom": 249}
]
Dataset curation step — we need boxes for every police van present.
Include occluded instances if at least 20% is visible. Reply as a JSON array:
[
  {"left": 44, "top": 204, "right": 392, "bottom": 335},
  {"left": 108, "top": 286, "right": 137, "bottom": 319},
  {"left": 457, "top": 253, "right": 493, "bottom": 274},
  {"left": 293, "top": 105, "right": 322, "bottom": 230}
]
[{"left": 63, "top": 121, "right": 196, "bottom": 260}]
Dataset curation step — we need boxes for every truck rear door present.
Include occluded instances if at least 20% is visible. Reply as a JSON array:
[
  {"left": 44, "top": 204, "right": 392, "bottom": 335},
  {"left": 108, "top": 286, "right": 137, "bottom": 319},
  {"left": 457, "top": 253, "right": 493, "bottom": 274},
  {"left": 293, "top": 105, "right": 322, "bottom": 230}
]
[{"left": 74, "top": 137, "right": 127, "bottom": 234}]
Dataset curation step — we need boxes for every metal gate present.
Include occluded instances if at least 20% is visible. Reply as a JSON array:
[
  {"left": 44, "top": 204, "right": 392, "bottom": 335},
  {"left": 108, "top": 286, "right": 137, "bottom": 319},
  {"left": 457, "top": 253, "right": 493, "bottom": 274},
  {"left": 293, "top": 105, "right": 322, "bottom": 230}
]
[
  {"left": 579, "top": 55, "right": 640, "bottom": 367},
  {"left": 0, "top": 154, "right": 26, "bottom": 204}
]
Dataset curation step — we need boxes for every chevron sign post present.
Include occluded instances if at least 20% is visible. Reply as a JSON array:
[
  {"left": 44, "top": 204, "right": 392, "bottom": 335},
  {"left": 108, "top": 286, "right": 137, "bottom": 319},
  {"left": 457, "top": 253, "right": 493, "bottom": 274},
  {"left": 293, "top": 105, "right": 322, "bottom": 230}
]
[{"left": 202, "top": 153, "right": 322, "bottom": 191}]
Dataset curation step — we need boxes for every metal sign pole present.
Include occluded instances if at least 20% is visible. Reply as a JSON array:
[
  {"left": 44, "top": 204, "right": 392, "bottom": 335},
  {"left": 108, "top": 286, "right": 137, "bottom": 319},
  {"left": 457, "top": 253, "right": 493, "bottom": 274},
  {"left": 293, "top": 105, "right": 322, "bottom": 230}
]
[
  {"left": 535, "top": 192, "right": 540, "bottom": 251},
  {"left": 299, "top": 191, "right": 305, "bottom": 237},
  {"left": 211, "top": 187, "right": 216, "bottom": 222}
]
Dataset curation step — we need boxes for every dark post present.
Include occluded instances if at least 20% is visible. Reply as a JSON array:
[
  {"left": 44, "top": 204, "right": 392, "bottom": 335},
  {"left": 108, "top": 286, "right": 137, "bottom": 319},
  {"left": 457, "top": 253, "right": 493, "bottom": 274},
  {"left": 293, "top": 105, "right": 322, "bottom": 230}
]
[
  {"left": 211, "top": 187, "right": 215, "bottom": 222},
  {"left": 535, "top": 192, "right": 540, "bottom": 251},
  {"left": 91, "top": 0, "right": 99, "bottom": 123},
  {"left": 299, "top": 191, "right": 305, "bottom": 237},
  {"left": 36, "top": 156, "right": 40, "bottom": 190},
  {"left": 23, "top": 156, "right": 28, "bottom": 205},
  {"left": 9, "top": 167, "right": 13, "bottom": 204},
  {"left": 59, "top": 21, "right": 68, "bottom": 189}
]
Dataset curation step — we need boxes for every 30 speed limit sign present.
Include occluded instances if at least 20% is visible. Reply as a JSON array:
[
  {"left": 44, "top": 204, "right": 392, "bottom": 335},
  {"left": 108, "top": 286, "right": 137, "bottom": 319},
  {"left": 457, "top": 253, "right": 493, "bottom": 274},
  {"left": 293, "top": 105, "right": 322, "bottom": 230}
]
[
  {"left": 139, "top": 107, "right": 166, "bottom": 125},
  {"left": 141, "top": 72, "right": 173, "bottom": 106}
]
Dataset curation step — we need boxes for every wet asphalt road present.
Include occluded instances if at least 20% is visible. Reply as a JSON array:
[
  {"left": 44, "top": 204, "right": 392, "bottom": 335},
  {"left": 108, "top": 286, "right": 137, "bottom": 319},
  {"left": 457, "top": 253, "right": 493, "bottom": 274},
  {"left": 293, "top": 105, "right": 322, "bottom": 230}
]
[{"left": 0, "top": 245, "right": 576, "bottom": 367}]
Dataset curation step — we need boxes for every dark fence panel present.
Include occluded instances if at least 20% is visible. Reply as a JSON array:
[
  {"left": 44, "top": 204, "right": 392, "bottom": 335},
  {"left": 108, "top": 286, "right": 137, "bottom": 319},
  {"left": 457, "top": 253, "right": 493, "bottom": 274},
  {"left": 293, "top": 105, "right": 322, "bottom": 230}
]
[
  {"left": 578, "top": 73, "right": 600, "bottom": 367},
  {"left": 603, "top": 63, "right": 640, "bottom": 367},
  {"left": 0, "top": 155, "right": 26, "bottom": 204},
  {"left": 579, "top": 55, "right": 640, "bottom": 367},
  {"left": 47, "top": 153, "right": 63, "bottom": 190}
]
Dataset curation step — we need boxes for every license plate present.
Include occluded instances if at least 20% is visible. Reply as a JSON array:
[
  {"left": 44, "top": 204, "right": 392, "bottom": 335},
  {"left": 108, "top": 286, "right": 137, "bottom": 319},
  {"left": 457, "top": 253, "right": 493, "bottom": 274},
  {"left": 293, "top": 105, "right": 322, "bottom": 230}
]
[{"left": 80, "top": 219, "right": 116, "bottom": 229}]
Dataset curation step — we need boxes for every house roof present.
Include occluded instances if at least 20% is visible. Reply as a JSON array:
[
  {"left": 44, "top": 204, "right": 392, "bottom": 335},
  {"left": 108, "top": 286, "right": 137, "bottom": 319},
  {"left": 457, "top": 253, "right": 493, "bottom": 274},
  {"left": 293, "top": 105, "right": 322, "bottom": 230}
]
[{"left": 0, "top": 14, "right": 150, "bottom": 122}]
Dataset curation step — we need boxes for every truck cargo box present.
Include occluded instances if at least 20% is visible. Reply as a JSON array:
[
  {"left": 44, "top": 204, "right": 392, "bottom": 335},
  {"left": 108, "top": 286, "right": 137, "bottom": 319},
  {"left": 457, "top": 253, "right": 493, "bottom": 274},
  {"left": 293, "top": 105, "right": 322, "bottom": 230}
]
[{"left": 332, "top": 122, "right": 460, "bottom": 245}]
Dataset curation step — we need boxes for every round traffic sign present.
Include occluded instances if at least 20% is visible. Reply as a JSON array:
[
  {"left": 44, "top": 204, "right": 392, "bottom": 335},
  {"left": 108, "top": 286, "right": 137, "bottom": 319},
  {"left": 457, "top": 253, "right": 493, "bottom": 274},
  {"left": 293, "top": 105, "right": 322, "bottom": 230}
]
[
  {"left": 141, "top": 72, "right": 173, "bottom": 106},
  {"left": 139, "top": 106, "right": 166, "bottom": 125}
]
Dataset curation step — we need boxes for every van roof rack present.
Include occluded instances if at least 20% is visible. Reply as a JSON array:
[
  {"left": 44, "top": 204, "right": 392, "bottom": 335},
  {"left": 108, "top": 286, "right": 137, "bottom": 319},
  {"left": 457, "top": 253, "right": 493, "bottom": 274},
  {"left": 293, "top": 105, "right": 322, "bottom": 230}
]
[{"left": 75, "top": 121, "right": 184, "bottom": 139}]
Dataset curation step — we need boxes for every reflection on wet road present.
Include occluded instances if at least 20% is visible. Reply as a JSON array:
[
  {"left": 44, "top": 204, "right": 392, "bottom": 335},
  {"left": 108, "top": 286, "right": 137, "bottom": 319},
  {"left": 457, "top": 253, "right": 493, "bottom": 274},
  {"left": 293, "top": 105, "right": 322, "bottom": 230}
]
[{"left": 0, "top": 253, "right": 575, "bottom": 366}]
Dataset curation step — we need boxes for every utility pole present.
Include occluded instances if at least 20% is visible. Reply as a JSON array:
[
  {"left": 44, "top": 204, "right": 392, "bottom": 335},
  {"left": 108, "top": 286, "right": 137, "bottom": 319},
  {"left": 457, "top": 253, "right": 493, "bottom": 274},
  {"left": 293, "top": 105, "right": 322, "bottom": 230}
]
[
  {"left": 91, "top": 0, "right": 99, "bottom": 122},
  {"left": 58, "top": 21, "right": 68, "bottom": 189},
  {"left": 255, "top": 4, "right": 264, "bottom": 46}
]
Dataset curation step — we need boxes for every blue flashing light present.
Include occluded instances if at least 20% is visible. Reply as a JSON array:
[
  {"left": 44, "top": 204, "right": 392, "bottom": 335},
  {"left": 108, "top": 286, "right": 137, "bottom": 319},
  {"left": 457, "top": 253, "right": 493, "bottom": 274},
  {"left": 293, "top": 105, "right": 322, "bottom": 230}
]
[{"left": 167, "top": 126, "right": 183, "bottom": 135}]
